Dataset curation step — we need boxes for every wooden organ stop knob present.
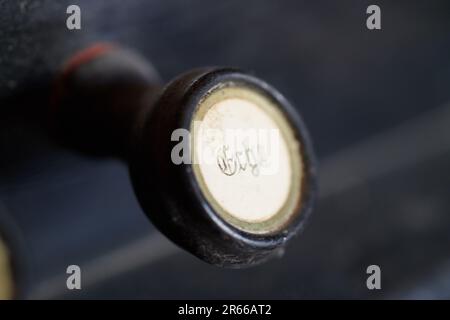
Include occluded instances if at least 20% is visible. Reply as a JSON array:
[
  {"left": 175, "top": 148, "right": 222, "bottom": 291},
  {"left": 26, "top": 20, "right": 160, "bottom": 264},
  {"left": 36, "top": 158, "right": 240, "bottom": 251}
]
[{"left": 52, "top": 44, "right": 316, "bottom": 268}]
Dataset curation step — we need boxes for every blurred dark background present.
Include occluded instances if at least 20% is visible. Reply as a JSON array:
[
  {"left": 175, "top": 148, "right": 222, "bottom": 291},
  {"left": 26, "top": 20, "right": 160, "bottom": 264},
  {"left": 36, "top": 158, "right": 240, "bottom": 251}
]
[{"left": 0, "top": 0, "right": 450, "bottom": 299}]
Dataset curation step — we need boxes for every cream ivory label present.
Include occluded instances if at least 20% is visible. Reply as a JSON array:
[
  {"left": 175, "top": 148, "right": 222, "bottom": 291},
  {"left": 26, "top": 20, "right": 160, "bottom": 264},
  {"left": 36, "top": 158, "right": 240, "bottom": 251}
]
[{"left": 192, "top": 97, "right": 292, "bottom": 223}]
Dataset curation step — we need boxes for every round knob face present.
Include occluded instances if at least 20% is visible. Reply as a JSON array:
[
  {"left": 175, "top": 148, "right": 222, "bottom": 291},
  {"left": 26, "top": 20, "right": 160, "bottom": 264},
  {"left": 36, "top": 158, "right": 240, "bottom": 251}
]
[
  {"left": 191, "top": 85, "right": 303, "bottom": 234},
  {"left": 133, "top": 68, "right": 316, "bottom": 267}
]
